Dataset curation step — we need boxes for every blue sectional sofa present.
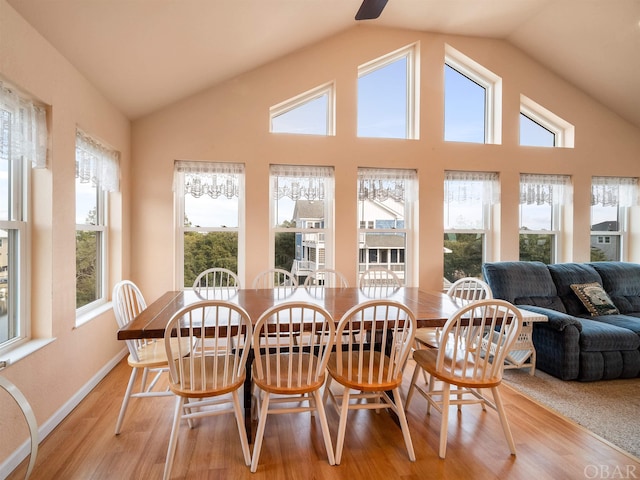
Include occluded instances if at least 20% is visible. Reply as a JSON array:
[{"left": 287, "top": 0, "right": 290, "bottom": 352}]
[{"left": 482, "top": 261, "right": 640, "bottom": 381}]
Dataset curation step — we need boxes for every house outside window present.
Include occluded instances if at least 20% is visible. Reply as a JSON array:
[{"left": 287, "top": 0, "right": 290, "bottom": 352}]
[
  {"left": 590, "top": 176, "right": 638, "bottom": 261},
  {"left": 75, "top": 130, "right": 119, "bottom": 317},
  {"left": 519, "top": 174, "right": 570, "bottom": 264},
  {"left": 174, "top": 161, "right": 244, "bottom": 289},
  {"left": 0, "top": 81, "right": 47, "bottom": 352},
  {"left": 270, "top": 165, "right": 334, "bottom": 284},
  {"left": 357, "top": 168, "right": 417, "bottom": 286},
  {"left": 444, "top": 171, "right": 498, "bottom": 286}
]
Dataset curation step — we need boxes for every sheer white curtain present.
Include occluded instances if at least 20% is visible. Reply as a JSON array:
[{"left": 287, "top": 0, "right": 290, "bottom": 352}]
[
  {"left": 445, "top": 170, "right": 499, "bottom": 205},
  {"left": 592, "top": 176, "right": 639, "bottom": 207},
  {"left": 271, "top": 164, "right": 333, "bottom": 200},
  {"left": 76, "top": 130, "right": 120, "bottom": 192},
  {"left": 357, "top": 167, "right": 417, "bottom": 203},
  {"left": 0, "top": 81, "right": 47, "bottom": 168},
  {"left": 520, "top": 173, "right": 570, "bottom": 205},
  {"left": 174, "top": 160, "right": 243, "bottom": 198}
]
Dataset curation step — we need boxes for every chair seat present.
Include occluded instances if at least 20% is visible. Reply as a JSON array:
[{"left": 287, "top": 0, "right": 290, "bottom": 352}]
[
  {"left": 327, "top": 351, "right": 402, "bottom": 391},
  {"left": 128, "top": 337, "right": 193, "bottom": 369},
  {"left": 253, "top": 353, "right": 325, "bottom": 394},
  {"left": 412, "top": 347, "right": 502, "bottom": 389},
  {"left": 414, "top": 327, "right": 440, "bottom": 348}
]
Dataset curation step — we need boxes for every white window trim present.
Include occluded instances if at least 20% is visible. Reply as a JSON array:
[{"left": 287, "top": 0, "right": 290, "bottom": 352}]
[
  {"left": 519, "top": 174, "right": 571, "bottom": 264},
  {"left": 75, "top": 188, "right": 108, "bottom": 319},
  {"left": 445, "top": 44, "right": 502, "bottom": 145},
  {"left": 444, "top": 171, "right": 498, "bottom": 282},
  {"left": 174, "top": 162, "right": 245, "bottom": 289},
  {"left": 357, "top": 168, "right": 418, "bottom": 286},
  {"left": 520, "top": 95, "right": 575, "bottom": 148},
  {"left": 358, "top": 42, "right": 420, "bottom": 140},
  {"left": 269, "top": 165, "right": 335, "bottom": 273},
  {"left": 269, "top": 82, "right": 336, "bottom": 136}
]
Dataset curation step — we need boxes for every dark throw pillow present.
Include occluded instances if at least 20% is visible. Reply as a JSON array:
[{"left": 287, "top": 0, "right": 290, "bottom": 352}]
[{"left": 570, "top": 282, "right": 620, "bottom": 316}]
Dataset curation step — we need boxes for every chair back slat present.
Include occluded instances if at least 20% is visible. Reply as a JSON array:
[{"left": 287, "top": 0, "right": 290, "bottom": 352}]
[
  {"left": 113, "top": 280, "right": 149, "bottom": 362},
  {"left": 303, "top": 269, "right": 348, "bottom": 297},
  {"left": 335, "top": 300, "right": 416, "bottom": 387},
  {"left": 193, "top": 268, "right": 241, "bottom": 300},
  {"left": 358, "top": 267, "right": 402, "bottom": 298},
  {"left": 446, "top": 277, "right": 493, "bottom": 304},
  {"left": 436, "top": 299, "right": 522, "bottom": 383},
  {"left": 164, "top": 301, "right": 252, "bottom": 394},
  {"left": 253, "top": 302, "right": 334, "bottom": 391}
]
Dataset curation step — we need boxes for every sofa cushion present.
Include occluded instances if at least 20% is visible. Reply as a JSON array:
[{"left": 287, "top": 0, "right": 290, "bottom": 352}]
[
  {"left": 547, "top": 263, "right": 603, "bottom": 316},
  {"left": 578, "top": 318, "right": 640, "bottom": 352},
  {"left": 482, "top": 261, "right": 566, "bottom": 311},
  {"left": 589, "top": 262, "right": 640, "bottom": 314},
  {"left": 570, "top": 282, "right": 620, "bottom": 316},
  {"left": 590, "top": 314, "right": 640, "bottom": 336}
]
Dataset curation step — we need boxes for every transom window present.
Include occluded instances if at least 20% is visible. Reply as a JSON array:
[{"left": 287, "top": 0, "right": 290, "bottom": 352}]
[
  {"left": 590, "top": 176, "right": 638, "bottom": 261},
  {"left": 519, "top": 174, "right": 570, "bottom": 264},
  {"left": 357, "top": 168, "right": 417, "bottom": 286},
  {"left": 357, "top": 43, "right": 419, "bottom": 139},
  {"left": 270, "top": 165, "right": 334, "bottom": 285},
  {"left": 443, "top": 171, "right": 498, "bottom": 285},
  {"left": 174, "top": 161, "right": 244, "bottom": 288}
]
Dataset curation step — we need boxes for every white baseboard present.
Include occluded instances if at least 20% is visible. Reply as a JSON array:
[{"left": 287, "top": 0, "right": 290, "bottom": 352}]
[{"left": 0, "top": 348, "right": 127, "bottom": 479}]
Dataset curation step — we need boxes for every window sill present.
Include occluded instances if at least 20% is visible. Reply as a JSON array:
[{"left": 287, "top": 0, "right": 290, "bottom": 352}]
[
  {"left": 75, "top": 302, "right": 113, "bottom": 328},
  {"left": 0, "top": 338, "right": 56, "bottom": 368}
]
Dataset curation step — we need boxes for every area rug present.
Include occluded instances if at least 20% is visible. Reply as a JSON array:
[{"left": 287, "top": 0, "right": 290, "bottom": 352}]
[{"left": 502, "top": 369, "right": 640, "bottom": 459}]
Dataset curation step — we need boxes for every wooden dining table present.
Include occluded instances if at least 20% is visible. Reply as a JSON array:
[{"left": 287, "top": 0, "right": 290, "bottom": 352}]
[{"left": 117, "top": 286, "right": 462, "bottom": 440}]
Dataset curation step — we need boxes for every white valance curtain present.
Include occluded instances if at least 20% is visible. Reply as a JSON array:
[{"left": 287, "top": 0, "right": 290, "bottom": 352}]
[
  {"left": 357, "top": 167, "right": 417, "bottom": 202},
  {"left": 591, "top": 176, "right": 639, "bottom": 207},
  {"left": 271, "top": 164, "right": 333, "bottom": 201},
  {"left": 0, "top": 81, "right": 47, "bottom": 168},
  {"left": 520, "top": 173, "right": 570, "bottom": 206},
  {"left": 174, "top": 160, "right": 243, "bottom": 199},
  {"left": 445, "top": 171, "right": 499, "bottom": 205},
  {"left": 76, "top": 130, "right": 120, "bottom": 192}
]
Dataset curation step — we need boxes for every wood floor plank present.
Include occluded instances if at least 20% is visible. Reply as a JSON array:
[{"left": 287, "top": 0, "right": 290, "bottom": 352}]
[{"left": 7, "top": 358, "right": 640, "bottom": 479}]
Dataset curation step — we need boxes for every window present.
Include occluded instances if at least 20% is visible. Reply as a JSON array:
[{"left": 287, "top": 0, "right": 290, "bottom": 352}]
[
  {"left": 0, "top": 81, "right": 47, "bottom": 352},
  {"left": 444, "top": 171, "right": 498, "bottom": 284},
  {"left": 519, "top": 174, "right": 570, "bottom": 264},
  {"left": 590, "top": 176, "right": 638, "bottom": 261},
  {"left": 75, "top": 130, "right": 119, "bottom": 316},
  {"left": 357, "top": 168, "right": 417, "bottom": 285},
  {"left": 358, "top": 43, "right": 419, "bottom": 139},
  {"left": 270, "top": 165, "right": 334, "bottom": 284},
  {"left": 520, "top": 95, "right": 574, "bottom": 148},
  {"left": 444, "top": 45, "right": 501, "bottom": 144},
  {"left": 270, "top": 82, "right": 335, "bottom": 136},
  {"left": 174, "top": 161, "right": 244, "bottom": 289}
]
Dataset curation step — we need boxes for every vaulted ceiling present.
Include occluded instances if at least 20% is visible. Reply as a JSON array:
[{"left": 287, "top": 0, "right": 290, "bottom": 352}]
[{"left": 7, "top": 0, "right": 640, "bottom": 128}]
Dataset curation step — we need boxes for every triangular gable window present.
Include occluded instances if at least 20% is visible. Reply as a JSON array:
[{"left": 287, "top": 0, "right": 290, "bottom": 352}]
[
  {"left": 520, "top": 95, "right": 574, "bottom": 148},
  {"left": 270, "top": 82, "right": 335, "bottom": 136}
]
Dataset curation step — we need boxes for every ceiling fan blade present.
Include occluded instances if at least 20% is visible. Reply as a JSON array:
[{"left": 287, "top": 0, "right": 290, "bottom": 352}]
[{"left": 355, "top": 0, "right": 389, "bottom": 20}]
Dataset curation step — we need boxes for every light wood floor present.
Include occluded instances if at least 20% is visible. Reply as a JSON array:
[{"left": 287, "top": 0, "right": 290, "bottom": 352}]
[{"left": 8, "top": 358, "right": 640, "bottom": 480}]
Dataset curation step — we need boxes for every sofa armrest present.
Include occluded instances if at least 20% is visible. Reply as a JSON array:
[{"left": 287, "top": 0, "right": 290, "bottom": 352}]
[{"left": 517, "top": 305, "right": 582, "bottom": 332}]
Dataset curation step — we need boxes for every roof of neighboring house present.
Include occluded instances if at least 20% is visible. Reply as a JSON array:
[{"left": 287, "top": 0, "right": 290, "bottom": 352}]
[
  {"left": 591, "top": 221, "right": 619, "bottom": 232},
  {"left": 293, "top": 200, "right": 324, "bottom": 220},
  {"left": 364, "top": 233, "right": 405, "bottom": 248}
]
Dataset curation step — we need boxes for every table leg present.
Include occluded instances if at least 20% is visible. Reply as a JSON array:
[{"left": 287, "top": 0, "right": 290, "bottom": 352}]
[{"left": 244, "top": 349, "right": 254, "bottom": 443}]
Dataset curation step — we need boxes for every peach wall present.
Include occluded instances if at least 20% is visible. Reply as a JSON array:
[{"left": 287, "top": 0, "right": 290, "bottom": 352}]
[
  {"left": 0, "top": 0, "right": 130, "bottom": 468},
  {"left": 132, "top": 25, "right": 640, "bottom": 300}
]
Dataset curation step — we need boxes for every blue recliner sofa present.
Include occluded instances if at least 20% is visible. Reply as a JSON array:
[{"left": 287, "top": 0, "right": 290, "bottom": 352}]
[{"left": 482, "top": 261, "right": 640, "bottom": 381}]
